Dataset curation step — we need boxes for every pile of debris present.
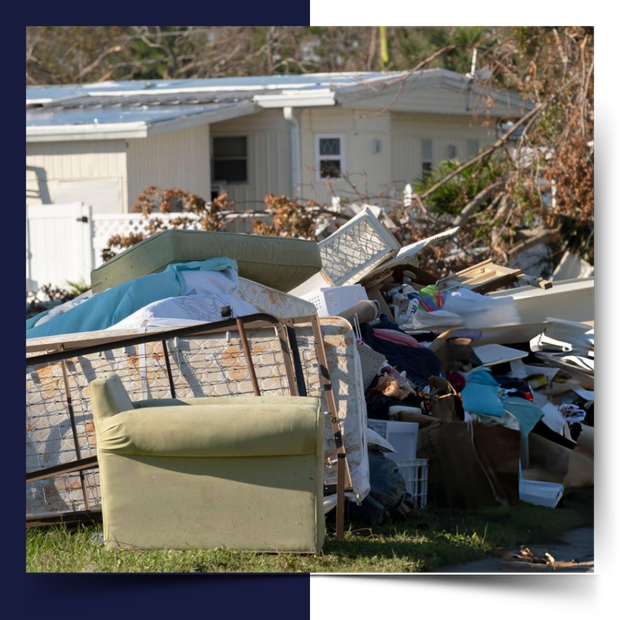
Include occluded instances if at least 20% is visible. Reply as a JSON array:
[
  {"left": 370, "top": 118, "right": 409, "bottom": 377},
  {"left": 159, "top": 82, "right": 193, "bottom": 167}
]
[
  {"left": 296, "top": 207, "right": 593, "bottom": 521},
  {"left": 25, "top": 205, "right": 594, "bottom": 549}
]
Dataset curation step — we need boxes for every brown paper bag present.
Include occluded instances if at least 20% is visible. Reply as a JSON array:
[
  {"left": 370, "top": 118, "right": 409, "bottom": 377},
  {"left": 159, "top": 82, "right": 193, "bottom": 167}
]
[
  {"left": 436, "top": 421, "right": 503, "bottom": 510},
  {"left": 390, "top": 407, "right": 502, "bottom": 508},
  {"left": 389, "top": 409, "right": 441, "bottom": 496},
  {"left": 429, "top": 376, "right": 464, "bottom": 422},
  {"left": 472, "top": 423, "right": 521, "bottom": 504}
]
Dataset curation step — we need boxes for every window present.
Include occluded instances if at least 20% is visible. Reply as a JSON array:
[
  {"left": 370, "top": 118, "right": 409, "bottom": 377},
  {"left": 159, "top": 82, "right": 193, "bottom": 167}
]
[
  {"left": 421, "top": 139, "right": 433, "bottom": 178},
  {"left": 212, "top": 136, "right": 248, "bottom": 184},
  {"left": 466, "top": 139, "right": 480, "bottom": 158},
  {"left": 447, "top": 144, "right": 458, "bottom": 160},
  {"left": 315, "top": 134, "right": 345, "bottom": 179}
]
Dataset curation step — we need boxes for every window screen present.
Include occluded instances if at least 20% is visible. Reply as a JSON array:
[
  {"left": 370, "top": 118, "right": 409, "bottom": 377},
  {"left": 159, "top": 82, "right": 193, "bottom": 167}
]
[
  {"left": 466, "top": 139, "right": 480, "bottom": 158},
  {"left": 421, "top": 139, "right": 433, "bottom": 177}
]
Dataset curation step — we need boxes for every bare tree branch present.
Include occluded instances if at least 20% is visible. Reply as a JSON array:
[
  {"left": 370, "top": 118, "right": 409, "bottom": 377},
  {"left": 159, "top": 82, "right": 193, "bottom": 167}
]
[
  {"left": 77, "top": 45, "right": 124, "bottom": 80},
  {"left": 507, "top": 227, "right": 562, "bottom": 256},
  {"left": 418, "top": 103, "right": 545, "bottom": 202},
  {"left": 452, "top": 178, "right": 508, "bottom": 227}
]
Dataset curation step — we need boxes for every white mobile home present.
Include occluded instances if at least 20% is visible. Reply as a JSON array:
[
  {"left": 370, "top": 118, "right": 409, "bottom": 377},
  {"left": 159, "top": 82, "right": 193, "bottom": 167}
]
[{"left": 26, "top": 70, "right": 532, "bottom": 212}]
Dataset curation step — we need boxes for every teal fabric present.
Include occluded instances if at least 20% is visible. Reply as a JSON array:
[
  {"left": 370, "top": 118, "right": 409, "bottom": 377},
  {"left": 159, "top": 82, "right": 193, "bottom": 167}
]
[
  {"left": 461, "top": 366, "right": 504, "bottom": 417},
  {"left": 27, "top": 257, "right": 237, "bottom": 339},
  {"left": 501, "top": 397, "right": 544, "bottom": 438},
  {"left": 26, "top": 309, "right": 49, "bottom": 330}
]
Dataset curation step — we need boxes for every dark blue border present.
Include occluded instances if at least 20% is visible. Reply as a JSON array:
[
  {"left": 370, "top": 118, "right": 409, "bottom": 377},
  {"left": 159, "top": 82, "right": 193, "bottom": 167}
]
[
  {"left": 25, "top": 574, "right": 310, "bottom": 617},
  {"left": 27, "top": 5, "right": 311, "bottom": 27}
]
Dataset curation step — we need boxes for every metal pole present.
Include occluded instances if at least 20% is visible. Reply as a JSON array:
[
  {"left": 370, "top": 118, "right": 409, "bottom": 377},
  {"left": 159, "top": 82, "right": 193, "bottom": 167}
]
[
  {"left": 60, "top": 358, "right": 90, "bottom": 510},
  {"left": 27, "top": 455, "right": 98, "bottom": 483},
  {"left": 161, "top": 339, "right": 176, "bottom": 398},
  {"left": 285, "top": 324, "right": 307, "bottom": 397},
  {"left": 236, "top": 317, "right": 261, "bottom": 396},
  {"left": 336, "top": 454, "right": 346, "bottom": 540},
  {"left": 274, "top": 323, "right": 300, "bottom": 396}
]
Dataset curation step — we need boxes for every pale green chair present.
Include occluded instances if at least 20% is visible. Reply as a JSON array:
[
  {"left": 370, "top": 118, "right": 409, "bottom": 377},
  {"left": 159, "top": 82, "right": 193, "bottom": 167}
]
[{"left": 90, "top": 374, "right": 325, "bottom": 553}]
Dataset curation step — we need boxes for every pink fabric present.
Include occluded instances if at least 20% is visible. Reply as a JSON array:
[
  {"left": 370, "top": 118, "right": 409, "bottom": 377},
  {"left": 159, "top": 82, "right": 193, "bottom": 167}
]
[{"left": 374, "top": 328, "right": 423, "bottom": 348}]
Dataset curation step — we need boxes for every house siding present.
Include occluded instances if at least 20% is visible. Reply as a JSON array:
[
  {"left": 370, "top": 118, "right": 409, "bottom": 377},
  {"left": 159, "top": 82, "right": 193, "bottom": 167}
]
[
  {"left": 351, "top": 85, "right": 529, "bottom": 118},
  {"left": 126, "top": 124, "right": 211, "bottom": 210},
  {"left": 26, "top": 141, "right": 128, "bottom": 211},
  {"left": 299, "top": 107, "right": 392, "bottom": 205},
  {"left": 390, "top": 112, "right": 497, "bottom": 191},
  {"left": 210, "top": 109, "right": 291, "bottom": 210},
  {"left": 25, "top": 107, "right": 501, "bottom": 214},
  {"left": 298, "top": 107, "right": 495, "bottom": 204}
]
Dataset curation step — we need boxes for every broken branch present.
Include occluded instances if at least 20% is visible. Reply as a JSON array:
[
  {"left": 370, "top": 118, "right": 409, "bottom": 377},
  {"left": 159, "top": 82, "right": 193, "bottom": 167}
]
[
  {"left": 453, "top": 178, "right": 508, "bottom": 227},
  {"left": 507, "top": 226, "right": 562, "bottom": 256}
]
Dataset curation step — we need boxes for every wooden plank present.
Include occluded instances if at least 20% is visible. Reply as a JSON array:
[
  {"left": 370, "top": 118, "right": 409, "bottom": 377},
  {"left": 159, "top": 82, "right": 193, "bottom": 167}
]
[{"left": 436, "top": 260, "right": 543, "bottom": 294}]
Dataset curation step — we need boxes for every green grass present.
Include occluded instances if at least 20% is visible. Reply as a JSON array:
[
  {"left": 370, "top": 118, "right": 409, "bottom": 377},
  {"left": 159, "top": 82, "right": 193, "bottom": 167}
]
[{"left": 27, "top": 490, "right": 592, "bottom": 573}]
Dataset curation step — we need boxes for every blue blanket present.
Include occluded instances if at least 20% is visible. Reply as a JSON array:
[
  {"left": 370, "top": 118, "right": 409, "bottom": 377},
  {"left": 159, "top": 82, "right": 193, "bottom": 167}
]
[{"left": 27, "top": 258, "right": 237, "bottom": 339}]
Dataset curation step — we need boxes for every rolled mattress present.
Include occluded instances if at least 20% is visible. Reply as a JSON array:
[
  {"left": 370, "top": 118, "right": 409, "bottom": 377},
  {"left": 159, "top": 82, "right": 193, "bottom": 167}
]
[{"left": 91, "top": 229, "right": 322, "bottom": 293}]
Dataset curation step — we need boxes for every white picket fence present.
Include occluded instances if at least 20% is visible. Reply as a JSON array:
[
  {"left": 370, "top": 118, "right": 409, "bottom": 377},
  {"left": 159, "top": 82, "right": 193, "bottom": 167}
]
[{"left": 26, "top": 204, "right": 268, "bottom": 294}]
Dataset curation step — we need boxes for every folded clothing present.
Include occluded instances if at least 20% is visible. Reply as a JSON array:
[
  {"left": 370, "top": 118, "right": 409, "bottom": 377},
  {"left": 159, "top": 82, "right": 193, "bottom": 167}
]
[
  {"left": 360, "top": 322, "right": 442, "bottom": 385},
  {"left": 419, "top": 285, "right": 444, "bottom": 311},
  {"left": 461, "top": 366, "right": 504, "bottom": 417}
]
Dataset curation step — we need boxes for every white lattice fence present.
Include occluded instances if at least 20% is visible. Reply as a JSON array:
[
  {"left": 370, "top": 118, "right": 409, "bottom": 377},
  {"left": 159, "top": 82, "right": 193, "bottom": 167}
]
[{"left": 92, "top": 211, "right": 268, "bottom": 268}]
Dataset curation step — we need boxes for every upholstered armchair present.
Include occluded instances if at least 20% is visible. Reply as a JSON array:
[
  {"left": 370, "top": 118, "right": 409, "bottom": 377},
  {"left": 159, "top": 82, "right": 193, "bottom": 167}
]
[{"left": 90, "top": 374, "right": 325, "bottom": 553}]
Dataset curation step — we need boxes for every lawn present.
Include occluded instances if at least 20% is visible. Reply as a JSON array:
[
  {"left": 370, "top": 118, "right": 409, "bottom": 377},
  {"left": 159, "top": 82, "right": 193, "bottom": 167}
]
[{"left": 26, "top": 489, "right": 593, "bottom": 573}]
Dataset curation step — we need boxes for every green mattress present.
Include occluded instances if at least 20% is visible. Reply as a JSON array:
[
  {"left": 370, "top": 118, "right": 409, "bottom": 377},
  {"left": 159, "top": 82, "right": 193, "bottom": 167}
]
[{"left": 91, "top": 229, "right": 321, "bottom": 293}]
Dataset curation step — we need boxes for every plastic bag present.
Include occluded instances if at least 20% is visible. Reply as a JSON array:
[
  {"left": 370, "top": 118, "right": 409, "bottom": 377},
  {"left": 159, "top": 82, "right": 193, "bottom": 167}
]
[{"left": 367, "top": 449, "right": 414, "bottom": 520}]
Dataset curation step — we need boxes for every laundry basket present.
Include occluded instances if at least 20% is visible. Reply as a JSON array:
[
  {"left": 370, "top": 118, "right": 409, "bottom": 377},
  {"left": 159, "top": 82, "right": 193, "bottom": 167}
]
[
  {"left": 397, "top": 459, "right": 428, "bottom": 508},
  {"left": 319, "top": 207, "right": 400, "bottom": 286},
  {"left": 367, "top": 419, "right": 419, "bottom": 462},
  {"left": 302, "top": 285, "right": 368, "bottom": 316}
]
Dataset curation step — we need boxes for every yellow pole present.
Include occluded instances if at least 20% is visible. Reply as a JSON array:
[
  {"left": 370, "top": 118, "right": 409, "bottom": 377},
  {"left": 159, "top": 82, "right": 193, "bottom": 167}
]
[{"left": 380, "top": 26, "right": 389, "bottom": 67}]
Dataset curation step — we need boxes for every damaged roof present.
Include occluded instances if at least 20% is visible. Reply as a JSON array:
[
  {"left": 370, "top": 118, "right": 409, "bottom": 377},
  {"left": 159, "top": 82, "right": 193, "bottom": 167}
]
[{"left": 26, "top": 69, "right": 534, "bottom": 142}]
